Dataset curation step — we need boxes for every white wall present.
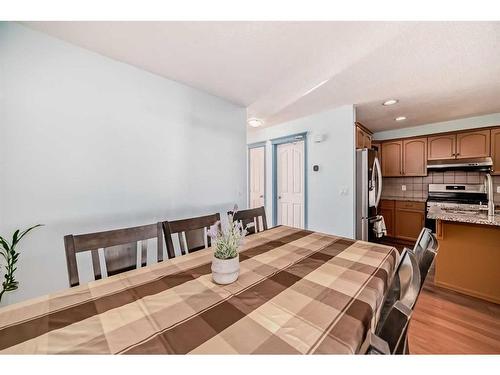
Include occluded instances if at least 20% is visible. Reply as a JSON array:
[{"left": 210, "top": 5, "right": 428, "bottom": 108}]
[
  {"left": 0, "top": 23, "right": 246, "bottom": 305},
  {"left": 247, "top": 106, "right": 356, "bottom": 238},
  {"left": 373, "top": 112, "right": 500, "bottom": 140}
]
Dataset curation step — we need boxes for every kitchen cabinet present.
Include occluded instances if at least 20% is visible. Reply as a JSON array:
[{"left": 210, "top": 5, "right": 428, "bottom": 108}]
[
  {"left": 403, "top": 138, "right": 427, "bottom": 176},
  {"left": 491, "top": 128, "right": 500, "bottom": 175},
  {"left": 394, "top": 201, "right": 425, "bottom": 242},
  {"left": 381, "top": 138, "right": 427, "bottom": 177},
  {"left": 381, "top": 141, "right": 402, "bottom": 176},
  {"left": 355, "top": 123, "right": 373, "bottom": 150},
  {"left": 364, "top": 133, "right": 372, "bottom": 149},
  {"left": 435, "top": 220, "right": 500, "bottom": 304},
  {"left": 456, "top": 129, "right": 490, "bottom": 159},
  {"left": 380, "top": 200, "right": 395, "bottom": 237},
  {"left": 427, "top": 134, "right": 456, "bottom": 160},
  {"left": 356, "top": 127, "right": 364, "bottom": 149},
  {"left": 428, "top": 129, "right": 490, "bottom": 160},
  {"left": 380, "top": 200, "right": 424, "bottom": 241}
]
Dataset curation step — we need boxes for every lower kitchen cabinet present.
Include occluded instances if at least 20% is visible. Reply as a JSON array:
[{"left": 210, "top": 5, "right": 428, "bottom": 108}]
[
  {"left": 380, "top": 200, "right": 425, "bottom": 242},
  {"left": 379, "top": 200, "right": 395, "bottom": 237}
]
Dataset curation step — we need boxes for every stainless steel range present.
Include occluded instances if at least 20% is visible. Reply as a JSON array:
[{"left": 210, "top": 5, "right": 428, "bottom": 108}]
[{"left": 425, "top": 183, "right": 488, "bottom": 232}]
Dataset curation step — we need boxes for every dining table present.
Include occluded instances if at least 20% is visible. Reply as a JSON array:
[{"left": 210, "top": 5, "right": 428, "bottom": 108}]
[{"left": 0, "top": 225, "right": 399, "bottom": 354}]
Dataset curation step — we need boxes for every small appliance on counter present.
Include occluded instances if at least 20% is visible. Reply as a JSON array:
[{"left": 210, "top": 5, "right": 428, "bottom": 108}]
[{"left": 355, "top": 149, "right": 383, "bottom": 241}]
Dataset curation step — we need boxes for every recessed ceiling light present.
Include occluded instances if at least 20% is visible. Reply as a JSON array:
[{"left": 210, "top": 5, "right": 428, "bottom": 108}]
[
  {"left": 383, "top": 99, "right": 398, "bottom": 106},
  {"left": 395, "top": 116, "right": 407, "bottom": 121},
  {"left": 247, "top": 118, "right": 263, "bottom": 128}
]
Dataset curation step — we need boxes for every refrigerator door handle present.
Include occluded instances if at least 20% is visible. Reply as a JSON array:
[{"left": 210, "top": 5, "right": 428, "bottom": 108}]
[{"left": 373, "top": 157, "right": 383, "bottom": 208}]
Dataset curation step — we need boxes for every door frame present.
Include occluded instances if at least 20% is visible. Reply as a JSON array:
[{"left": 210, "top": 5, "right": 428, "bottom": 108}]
[
  {"left": 247, "top": 141, "right": 267, "bottom": 209},
  {"left": 271, "top": 132, "right": 308, "bottom": 228}
]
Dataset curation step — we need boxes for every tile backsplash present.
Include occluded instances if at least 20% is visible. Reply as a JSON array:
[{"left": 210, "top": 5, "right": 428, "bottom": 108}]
[{"left": 382, "top": 171, "right": 500, "bottom": 204}]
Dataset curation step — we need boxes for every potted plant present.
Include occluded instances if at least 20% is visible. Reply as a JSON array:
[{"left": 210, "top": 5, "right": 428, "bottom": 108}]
[
  {"left": 208, "top": 208, "right": 247, "bottom": 285},
  {"left": 0, "top": 224, "right": 42, "bottom": 303}
]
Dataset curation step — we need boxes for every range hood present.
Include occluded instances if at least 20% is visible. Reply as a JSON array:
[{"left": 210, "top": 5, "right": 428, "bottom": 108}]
[{"left": 427, "top": 157, "right": 493, "bottom": 171}]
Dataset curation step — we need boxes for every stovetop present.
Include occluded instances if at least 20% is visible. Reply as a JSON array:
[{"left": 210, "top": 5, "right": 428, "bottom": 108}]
[{"left": 427, "top": 183, "right": 488, "bottom": 206}]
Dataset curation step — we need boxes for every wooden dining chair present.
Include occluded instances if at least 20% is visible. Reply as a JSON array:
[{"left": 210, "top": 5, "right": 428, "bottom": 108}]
[
  {"left": 229, "top": 206, "right": 268, "bottom": 235},
  {"left": 162, "top": 213, "right": 221, "bottom": 259},
  {"left": 64, "top": 222, "right": 164, "bottom": 287}
]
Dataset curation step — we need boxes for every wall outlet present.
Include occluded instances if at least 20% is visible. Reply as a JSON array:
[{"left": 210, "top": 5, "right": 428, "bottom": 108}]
[
  {"left": 402, "top": 185, "right": 407, "bottom": 191},
  {"left": 497, "top": 186, "right": 500, "bottom": 194}
]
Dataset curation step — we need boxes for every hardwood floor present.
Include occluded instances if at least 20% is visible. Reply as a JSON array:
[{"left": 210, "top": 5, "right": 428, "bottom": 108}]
[
  {"left": 378, "top": 237, "right": 500, "bottom": 354},
  {"left": 408, "top": 266, "right": 500, "bottom": 354}
]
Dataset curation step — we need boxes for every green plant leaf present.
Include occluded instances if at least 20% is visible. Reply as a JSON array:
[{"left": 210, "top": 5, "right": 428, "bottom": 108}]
[
  {"left": 0, "top": 224, "right": 42, "bottom": 303},
  {"left": 16, "top": 224, "right": 43, "bottom": 246},
  {"left": 11, "top": 230, "right": 20, "bottom": 247},
  {"left": 0, "top": 237, "right": 11, "bottom": 250}
]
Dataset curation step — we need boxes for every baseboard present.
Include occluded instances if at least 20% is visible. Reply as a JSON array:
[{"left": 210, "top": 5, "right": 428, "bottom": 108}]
[{"left": 434, "top": 280, "right": 500, "bottom": 305}]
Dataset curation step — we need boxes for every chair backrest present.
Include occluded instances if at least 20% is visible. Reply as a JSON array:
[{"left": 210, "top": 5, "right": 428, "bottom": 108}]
[
  {"left": 64, "top": 223, "right": 163, "bottom": 287},
  {"left": 413, "top": 227, "right": 439, "bottom": 284},
  {"left": 413, "top": 227, "right": 432, "bottom": 262},
  {"left": 376, "top": 248, "right": 421, "bottom": 335},
  {"left": 162, "top": 213, "right": 221, "bottom": 258},
  {"left": 377, "top": 301, "right": 413, "bottom": 354},
  {"left": 230, "top": 206, "right": 268, "bottom": 235},
  {"left": 397, "top": 248, "right": 422, "bottom": 309},
  {"left": 370, "top": 247, "right": 427, "bottom": 355}
]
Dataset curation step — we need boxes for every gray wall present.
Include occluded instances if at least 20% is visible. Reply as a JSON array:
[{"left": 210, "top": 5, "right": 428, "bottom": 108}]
[{"left": 0, "top": 23, "right": 247, "bottom": 305}]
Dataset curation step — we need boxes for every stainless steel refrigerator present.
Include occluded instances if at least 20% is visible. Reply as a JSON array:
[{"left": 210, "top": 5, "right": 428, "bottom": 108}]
[{"left": 355, "top": 149, "right": 383, "bottom": 241}]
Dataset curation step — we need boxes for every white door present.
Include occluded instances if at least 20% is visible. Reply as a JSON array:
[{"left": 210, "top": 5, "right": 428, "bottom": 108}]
[
  {"left": 277, "top": 141, "right": 305, "bottom": 228},
  {"left": 249, "top": 146, "right": 265, "bottom": 208}
]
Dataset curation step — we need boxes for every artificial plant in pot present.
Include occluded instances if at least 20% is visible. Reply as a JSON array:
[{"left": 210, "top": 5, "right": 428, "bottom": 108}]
[
  {"left": 0, "top": 224, "right": 42, "bottom": 303},
  {"left": 208, "top": 208, "right": 247, "bottom": 285}
]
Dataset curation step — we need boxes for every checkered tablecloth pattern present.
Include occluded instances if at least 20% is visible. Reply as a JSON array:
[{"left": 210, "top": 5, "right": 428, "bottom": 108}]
[{"left": 0, "top": 226, "right": 398, "bottom": 354}]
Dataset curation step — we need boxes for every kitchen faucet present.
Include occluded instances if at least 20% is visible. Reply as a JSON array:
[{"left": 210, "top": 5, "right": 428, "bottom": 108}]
[{"left": 485, "top": 173, "right": 495, "bottom": 220}]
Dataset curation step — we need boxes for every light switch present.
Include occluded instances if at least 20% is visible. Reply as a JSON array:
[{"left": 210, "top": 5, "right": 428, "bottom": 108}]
[
  {"left": 497, "top": 186, "right": 500, "bottom": 194},
  {"left": 402, "top": 185, "right": 407, "bottom": 191}
]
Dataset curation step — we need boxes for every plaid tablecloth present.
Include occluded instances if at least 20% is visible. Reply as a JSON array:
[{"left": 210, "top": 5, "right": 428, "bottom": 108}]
[{"left": 0, "top": 226, "right": 399, "bottom": 354}]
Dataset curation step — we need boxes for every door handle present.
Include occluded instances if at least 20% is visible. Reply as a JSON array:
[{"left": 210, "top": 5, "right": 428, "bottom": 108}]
[
  {"left": 278, "top": 196, "right": 282, "bottom": 199},
  {"left": 259, "top": 195, "right": 264, "bottom": 198}
]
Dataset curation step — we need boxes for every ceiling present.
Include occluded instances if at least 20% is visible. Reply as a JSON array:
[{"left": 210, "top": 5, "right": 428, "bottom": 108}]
[{"left": 23, "top": 21, "right": 500, "bottom": 133}]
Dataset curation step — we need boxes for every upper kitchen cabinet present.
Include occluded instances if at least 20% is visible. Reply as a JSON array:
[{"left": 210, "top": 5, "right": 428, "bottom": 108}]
[
  {"left": 364, "top": 133, "right": 372, "bottom": 149},
  {"left": 381, "top": 141, "right": 402, "bottom": 176},
  {"left": 355, "top": 122, "right": 373, "bottom": 150},
  {"left": 456, "top": 129, "right": 490, "bottom": 159},
  {"left": 428, "top": 129, "right": 491, "bottom": 160},
  {"left": 427, "top": 134, "right": 456, "bottom": 160},
  {"left": 382, "top": 137, "right": 427, "bottom": 177},
  {"left": 403, "top": 137, "right": 427, "bottom": 176},
  {"left": 491, "top": 128, "right": 500, "bottom": 175},
  {"left": 356, "top": 126, "right": 364, "bottom": 149}
]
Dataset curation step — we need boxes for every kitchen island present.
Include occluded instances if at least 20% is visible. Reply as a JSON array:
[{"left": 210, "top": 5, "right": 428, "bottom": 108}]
[{"left": 428, "top": 210, "right": 500, "bottom": 304}]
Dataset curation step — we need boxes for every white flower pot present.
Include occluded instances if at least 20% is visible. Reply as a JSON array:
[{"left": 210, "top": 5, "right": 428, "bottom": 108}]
[{"left": 211, "top": 254, "right": 240, "bottom": 285}]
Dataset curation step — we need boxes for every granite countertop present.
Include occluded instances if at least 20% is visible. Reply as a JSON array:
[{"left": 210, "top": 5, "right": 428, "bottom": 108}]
[
  {"left": 381, "top": 196, "right": 427, "bottom": 203},
  {"left": 427, "top": 210, "right": 500, "bottom": 227}
]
